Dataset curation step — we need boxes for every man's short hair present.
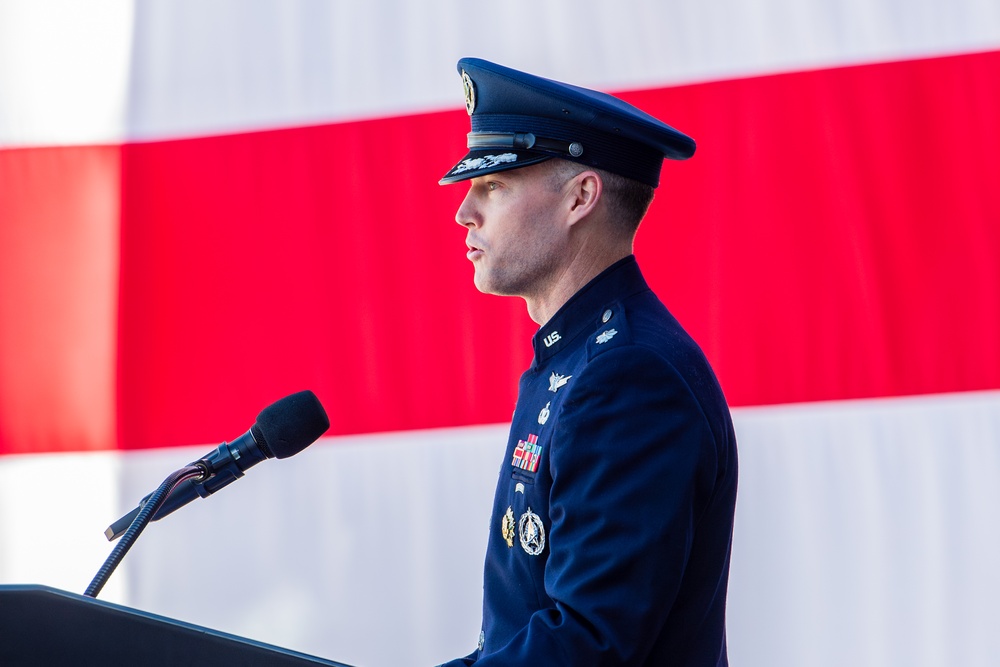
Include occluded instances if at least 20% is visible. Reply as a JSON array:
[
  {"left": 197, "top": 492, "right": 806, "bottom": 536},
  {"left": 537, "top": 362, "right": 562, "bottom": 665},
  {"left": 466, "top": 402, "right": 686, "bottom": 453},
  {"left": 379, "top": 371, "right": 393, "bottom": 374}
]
[{"left": 548, "top": 159, "right": 655, "bottom": 237}]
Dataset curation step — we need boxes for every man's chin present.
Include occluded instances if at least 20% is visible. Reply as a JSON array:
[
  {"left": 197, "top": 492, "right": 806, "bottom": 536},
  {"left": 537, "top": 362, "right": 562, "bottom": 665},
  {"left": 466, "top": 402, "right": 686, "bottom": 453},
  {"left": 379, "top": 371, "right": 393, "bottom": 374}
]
[
  {"left": 473, "top": 277, "right": 497, "bottom": 296},
  {"left": 473, "top": 271, "right": 508, "bottom": 297}
]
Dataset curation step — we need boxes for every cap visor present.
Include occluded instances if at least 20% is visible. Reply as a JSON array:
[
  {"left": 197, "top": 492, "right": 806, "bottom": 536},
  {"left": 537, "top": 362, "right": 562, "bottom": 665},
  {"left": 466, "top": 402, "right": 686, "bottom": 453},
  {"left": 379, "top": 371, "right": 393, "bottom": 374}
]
[{"left": 439, "top": 150, "right": 552, "bottom": 185}]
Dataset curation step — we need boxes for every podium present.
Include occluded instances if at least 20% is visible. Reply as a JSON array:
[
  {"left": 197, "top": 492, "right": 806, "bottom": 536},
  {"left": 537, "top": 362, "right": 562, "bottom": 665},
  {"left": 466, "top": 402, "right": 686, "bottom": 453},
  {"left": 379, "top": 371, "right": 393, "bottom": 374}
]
[{"left": 0, "top": 584, "right": 354, "bottom": 666}]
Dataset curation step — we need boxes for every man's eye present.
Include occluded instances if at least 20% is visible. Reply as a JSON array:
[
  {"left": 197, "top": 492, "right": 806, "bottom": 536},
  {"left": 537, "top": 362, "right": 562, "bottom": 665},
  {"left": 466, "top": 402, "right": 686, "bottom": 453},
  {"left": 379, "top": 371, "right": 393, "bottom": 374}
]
[{"left": 487, "top": 181, "right": 499, "bottom": 191}]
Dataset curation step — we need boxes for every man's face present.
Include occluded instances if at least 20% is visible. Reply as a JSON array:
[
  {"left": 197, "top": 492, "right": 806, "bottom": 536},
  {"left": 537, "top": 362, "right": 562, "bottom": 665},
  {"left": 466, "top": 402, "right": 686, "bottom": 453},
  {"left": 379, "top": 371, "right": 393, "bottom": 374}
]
[{"left": 455, "top": 162, "right": 570, "bottom": 299}]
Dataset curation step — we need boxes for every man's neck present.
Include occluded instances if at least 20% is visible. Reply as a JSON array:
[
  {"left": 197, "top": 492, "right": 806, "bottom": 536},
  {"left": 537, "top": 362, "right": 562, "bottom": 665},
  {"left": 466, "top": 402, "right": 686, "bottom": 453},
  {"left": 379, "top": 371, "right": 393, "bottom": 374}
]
[{"left": 524, "top": 246, "right": 632, "bottom": 325}]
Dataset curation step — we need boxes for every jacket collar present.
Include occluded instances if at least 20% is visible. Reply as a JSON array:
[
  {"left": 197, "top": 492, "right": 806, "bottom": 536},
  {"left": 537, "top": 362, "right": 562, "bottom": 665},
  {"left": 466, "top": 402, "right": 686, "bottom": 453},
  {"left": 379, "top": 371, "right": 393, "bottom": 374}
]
[{"left": 531, "top": 255, "right": 649, "bottom": 365}]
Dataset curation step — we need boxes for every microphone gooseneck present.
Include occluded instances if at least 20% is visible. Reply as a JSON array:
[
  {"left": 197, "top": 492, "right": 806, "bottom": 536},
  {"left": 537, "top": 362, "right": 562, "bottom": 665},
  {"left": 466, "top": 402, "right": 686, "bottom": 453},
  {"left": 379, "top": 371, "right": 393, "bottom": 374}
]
[
  {"left": 90, "top": 390, "right": 329, "bottom": 597},
  {"left": 86, "top": 464, "right": 206, "bottom": 598}
]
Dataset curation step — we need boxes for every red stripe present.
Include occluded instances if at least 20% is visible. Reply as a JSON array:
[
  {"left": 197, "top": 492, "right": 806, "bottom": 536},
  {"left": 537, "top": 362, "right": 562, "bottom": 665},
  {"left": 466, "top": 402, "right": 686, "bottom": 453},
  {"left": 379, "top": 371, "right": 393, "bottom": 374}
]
[
  {"left": 0, "top": 146, "right": 120, "bottom": 454},
  {"left": 633, "top": 49, "right": 1000, "bottom": 406},
  {"left": 2, "top": 50, "right": 998, "bottom": 454},
  {"left": 115, "top": 112, "right": 536, "bottom": 449}
]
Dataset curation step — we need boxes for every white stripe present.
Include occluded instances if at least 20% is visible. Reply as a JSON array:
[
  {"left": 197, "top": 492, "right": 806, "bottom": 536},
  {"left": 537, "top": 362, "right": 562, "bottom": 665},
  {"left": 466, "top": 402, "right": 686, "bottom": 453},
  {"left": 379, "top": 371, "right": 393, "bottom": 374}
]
[
  {"left": 728, "top": 391, "right": 1000, "bottom": 667},
  {"left": 0, "top": 424, "right": 507, "bottom": 665},
  {"left": 2, "top": 391, "right": 999, "bottom": 666},
  {"left": 1, "top": 0, "right": 998, "bottom": 146},
  {"left": 0, "top": 0, "right": 134, "bottom": 148},
  {"left": 0, "top": 450, "right": 128, "bottom": 600}
]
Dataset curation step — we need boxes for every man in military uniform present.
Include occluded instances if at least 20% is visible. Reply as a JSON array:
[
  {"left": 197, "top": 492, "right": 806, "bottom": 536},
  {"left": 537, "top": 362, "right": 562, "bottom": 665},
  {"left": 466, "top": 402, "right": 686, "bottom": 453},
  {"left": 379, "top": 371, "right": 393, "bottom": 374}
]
[{"left": 437, "top": 58, "right": 738, "bottom": 666}]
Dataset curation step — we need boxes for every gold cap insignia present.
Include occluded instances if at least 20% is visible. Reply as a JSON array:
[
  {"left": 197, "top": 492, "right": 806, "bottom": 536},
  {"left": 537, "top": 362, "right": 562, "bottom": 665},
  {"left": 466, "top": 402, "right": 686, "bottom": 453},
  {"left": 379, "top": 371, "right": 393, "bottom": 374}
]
[{"left": 462, "top": 70, "right": 476, "bottom": 115}]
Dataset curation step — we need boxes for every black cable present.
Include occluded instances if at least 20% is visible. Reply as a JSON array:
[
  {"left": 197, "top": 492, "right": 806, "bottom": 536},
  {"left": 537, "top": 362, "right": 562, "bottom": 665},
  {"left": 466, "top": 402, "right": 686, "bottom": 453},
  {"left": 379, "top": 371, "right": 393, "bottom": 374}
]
[{"left": 84, "top": 464, "right": 206, "bottom": 598}]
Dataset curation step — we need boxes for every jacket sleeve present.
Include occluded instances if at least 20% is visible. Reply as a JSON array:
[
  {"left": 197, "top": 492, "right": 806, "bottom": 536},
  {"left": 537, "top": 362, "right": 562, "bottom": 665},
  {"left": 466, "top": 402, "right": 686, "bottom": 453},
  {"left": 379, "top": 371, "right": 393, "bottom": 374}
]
[
  {"left": 469, "top": 346, "right": 724, "bottom": 666},
  {"left": 436, "top": 649, "right": 478, "bottom": 667}
]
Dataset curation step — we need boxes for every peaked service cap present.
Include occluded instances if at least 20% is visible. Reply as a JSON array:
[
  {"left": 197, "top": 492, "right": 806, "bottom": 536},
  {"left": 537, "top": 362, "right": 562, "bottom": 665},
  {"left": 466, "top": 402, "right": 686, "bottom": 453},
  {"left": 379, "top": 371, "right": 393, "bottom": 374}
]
[{"left": 439, "top": 58, "right": 695, "bottom": 188}]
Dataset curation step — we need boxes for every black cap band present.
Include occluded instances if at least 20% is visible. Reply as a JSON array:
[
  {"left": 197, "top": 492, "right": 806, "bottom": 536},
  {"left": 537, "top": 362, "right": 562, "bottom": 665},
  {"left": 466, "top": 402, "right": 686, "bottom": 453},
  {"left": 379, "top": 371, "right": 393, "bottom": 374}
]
[{"left": 468, "top": 132, "right": 585, "bottom": 158}]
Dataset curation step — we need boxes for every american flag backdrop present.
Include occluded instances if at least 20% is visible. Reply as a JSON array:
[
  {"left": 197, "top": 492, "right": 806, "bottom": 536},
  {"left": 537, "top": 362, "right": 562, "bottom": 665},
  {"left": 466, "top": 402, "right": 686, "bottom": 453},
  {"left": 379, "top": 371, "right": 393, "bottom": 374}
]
[{"left": 1, "top": 1, "right": 999, "bottom": 665}]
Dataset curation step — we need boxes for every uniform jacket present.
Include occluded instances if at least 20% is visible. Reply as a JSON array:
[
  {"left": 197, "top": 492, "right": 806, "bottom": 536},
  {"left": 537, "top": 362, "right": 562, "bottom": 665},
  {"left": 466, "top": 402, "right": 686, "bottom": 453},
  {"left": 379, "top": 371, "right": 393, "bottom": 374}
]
[{"left": 442, "top": 256, "right": 738, "bottom": 666}]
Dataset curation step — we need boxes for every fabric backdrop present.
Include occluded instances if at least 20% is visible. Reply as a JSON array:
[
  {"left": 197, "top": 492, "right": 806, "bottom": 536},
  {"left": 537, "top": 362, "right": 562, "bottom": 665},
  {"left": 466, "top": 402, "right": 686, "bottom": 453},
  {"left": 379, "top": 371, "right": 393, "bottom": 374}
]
[{"left": 1, "top": 1, "right": 999, "bottom": 665}]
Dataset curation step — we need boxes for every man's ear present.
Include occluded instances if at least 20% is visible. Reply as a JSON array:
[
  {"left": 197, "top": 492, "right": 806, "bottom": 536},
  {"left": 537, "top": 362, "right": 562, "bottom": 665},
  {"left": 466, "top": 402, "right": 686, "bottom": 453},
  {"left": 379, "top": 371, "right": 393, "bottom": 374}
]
[{"left": 565, "top": 170, "right": 602, "bottom": 226}]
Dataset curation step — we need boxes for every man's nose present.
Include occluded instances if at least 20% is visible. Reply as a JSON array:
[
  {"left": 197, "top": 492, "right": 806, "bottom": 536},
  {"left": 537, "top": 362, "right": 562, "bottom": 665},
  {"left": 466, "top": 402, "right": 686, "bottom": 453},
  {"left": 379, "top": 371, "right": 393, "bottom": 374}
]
[{"left": 455, "top": 189, "right": 479, "bottom": 228}]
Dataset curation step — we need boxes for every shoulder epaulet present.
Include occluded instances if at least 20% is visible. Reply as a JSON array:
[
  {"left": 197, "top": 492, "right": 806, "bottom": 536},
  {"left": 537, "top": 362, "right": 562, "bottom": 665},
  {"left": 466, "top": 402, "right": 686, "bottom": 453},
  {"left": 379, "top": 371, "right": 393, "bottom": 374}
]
[{"left": 587, "top": 301, "right": 632, "bottom": 360}]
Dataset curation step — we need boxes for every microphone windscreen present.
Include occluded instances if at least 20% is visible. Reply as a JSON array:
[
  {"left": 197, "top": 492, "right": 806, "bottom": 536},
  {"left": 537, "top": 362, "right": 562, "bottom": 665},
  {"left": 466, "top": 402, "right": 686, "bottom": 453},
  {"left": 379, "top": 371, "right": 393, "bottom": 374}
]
[{"left": 254, "top": 390, "right": 330, "bottom": 459}]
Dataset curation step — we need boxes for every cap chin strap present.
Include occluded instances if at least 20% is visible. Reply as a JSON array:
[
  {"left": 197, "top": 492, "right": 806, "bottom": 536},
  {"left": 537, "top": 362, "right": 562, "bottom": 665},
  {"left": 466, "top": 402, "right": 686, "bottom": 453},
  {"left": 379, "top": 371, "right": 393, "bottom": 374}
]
[{"left": 467, "top": 132, "right": 584, "bottom": 158}]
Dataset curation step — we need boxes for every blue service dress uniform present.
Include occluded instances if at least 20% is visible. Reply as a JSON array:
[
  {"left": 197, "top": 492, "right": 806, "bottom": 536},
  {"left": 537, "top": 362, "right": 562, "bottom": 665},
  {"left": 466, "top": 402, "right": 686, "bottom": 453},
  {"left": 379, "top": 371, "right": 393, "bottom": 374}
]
[{"left": 442, "top": 255, "right": 738, "bottom": 666}]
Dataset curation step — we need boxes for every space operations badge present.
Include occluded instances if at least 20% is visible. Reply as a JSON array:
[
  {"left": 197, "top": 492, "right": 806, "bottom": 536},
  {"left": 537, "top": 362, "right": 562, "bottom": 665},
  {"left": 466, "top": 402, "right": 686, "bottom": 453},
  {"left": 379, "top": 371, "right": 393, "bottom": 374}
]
[{"left": 519, "top": 508, "right": 546, "bottom": 556}]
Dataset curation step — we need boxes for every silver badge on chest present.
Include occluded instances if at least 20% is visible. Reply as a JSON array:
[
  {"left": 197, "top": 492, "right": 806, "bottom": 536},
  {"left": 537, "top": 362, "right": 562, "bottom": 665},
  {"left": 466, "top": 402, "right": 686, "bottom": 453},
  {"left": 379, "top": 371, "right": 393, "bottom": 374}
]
[
  {"left": 538, "top": 401, "right": 550, "bottom": 425},
  {"left": 548, "top": 372, "right": 571, "bottom": 392},
  {"left": 518, "top": 508, "right": 546, "bottom": 556}
]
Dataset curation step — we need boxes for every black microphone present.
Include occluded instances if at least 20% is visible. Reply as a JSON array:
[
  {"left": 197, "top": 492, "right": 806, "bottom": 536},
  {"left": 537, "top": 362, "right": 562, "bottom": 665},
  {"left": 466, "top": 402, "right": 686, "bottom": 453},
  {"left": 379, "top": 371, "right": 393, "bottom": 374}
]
[{"left": 105, "top": 390, "right": 330, "bottom": 540}]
